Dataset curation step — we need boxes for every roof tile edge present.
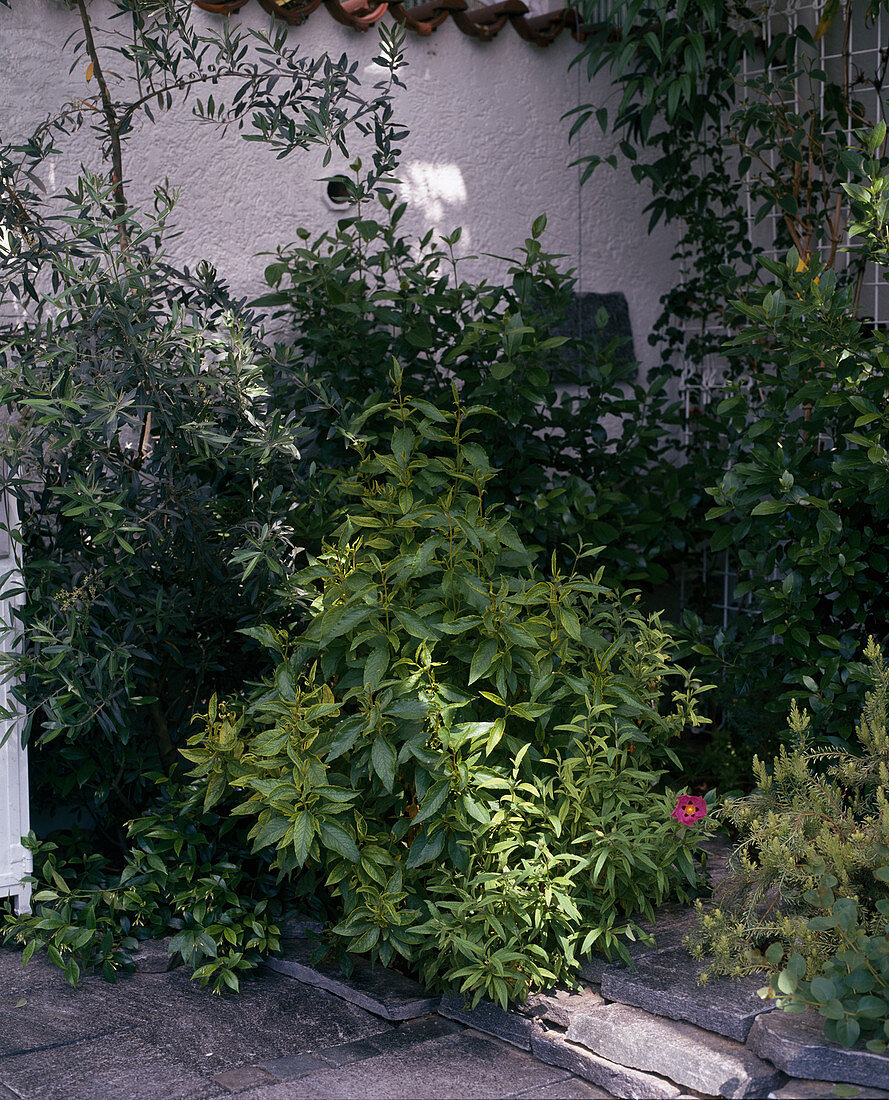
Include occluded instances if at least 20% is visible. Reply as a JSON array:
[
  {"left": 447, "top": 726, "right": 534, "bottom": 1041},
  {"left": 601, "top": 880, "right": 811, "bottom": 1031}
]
[{"left": 192, "top": 0, "right": 584, "bottom": 45}]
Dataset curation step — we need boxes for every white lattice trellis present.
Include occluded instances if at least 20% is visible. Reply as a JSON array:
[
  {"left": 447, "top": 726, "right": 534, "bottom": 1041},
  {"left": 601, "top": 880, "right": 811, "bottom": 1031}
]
[{"left": 0, "top": 491, "right": 30, "bottom": 915}]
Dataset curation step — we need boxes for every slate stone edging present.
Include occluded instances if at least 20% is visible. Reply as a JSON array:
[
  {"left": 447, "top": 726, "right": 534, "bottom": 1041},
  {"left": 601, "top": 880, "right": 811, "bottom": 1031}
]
[
  {"left": 439, "top": 993, "right": 538, "bottom": 1050},
  {"left": 530, "top": 1025, "right": 687, "bottom": 1100},
  {"left": 598, "top": 946, "right": 774, "bottom": 1042},
  {"left": 768, "top": 1080, "right": 889, "bottom": 1100},
  {"left": 565, "top": 1002, "right": 782, "bottom": 1100},
  {"left": 264, "top": 940, "right": 438, "bottom": 1021},
  {"left": 263, "top": 888, "right": 889, "bottom": 1100},
  {"left": 748, "top": 1009, "right": 889, "bottom": 1089}
]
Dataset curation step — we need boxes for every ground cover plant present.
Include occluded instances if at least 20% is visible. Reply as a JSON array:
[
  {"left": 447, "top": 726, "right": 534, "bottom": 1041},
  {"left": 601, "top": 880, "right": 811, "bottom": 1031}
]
[{"left": 687, "top": 637, "right": 889, "bottom": 1048}]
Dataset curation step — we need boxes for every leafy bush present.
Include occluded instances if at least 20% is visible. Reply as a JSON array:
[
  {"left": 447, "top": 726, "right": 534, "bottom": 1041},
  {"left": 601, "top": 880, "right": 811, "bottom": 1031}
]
[
  {"left": 182, "top": 374, "right": 711, "bottom": 1006},
  {"left": 259, "top": 197, "right": 689, "bottom": 587},
  {"left": 2, "top": 782, "right": 287, "bottom": 993},
  {"left": 697, "top": 126, "right": 889, "bottom": 746},
  {"left": 0, "top": 1, "right": 410, "bottom": 831},
  {"left": 687, "top": 638, "right": 889, "bottom": 990},
  {"left": 570, "top": 3, "right": 889, "bottom": 774},
  {"left": 0, "top": 182, "right": 305, "bottom": 830}
]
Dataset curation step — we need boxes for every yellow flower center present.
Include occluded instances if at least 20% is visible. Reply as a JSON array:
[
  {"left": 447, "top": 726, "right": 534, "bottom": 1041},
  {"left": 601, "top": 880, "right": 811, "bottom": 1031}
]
[{"left": 684, "top": 804, "right": 696, "bottom": 815}]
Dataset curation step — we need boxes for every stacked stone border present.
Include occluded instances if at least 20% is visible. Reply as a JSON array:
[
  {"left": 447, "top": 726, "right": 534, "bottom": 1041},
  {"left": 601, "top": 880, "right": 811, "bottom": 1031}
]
[
  {"left": 266, "top": 922, "right": 889, "bottom": 1100},
  {"left": 267, "top": 840, "right": 889, "bottom": 1100}
]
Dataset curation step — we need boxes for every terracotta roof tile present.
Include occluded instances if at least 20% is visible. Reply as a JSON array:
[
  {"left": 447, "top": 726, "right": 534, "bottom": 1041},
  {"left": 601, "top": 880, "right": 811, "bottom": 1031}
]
[{"left": 193, "top": 0, "right": 583, "bottom": 45}]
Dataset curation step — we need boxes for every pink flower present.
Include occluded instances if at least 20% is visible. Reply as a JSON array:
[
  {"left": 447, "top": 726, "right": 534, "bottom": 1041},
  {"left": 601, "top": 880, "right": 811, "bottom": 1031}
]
[{"left": 671, "top": 794, "right": 708, "bottom": 827}]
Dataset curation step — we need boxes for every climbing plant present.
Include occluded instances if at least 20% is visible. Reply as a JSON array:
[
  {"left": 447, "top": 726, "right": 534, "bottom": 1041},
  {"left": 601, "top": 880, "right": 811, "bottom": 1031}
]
[{"left": 570, "top": 0, "right": 889, "bottom": 761}]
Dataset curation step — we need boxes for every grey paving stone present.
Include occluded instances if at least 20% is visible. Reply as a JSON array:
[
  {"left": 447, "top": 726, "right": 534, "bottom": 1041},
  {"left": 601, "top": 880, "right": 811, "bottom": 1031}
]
[
  {"left": 769, "top": 1081, "right": 889, "bottom": 1100},
  {"left": 2, "top": 953, "right": 391, "bottom": 1082},
  {"left": 0, "top": 1028, "right": 224, "bottom": 1100},
  {"left": 599, "top": 946, "right": 773, "bottom": 1041},
  {"left": 525, "top": 987, "right": 606, "bottom": 1030},
  {"left": 212, "top": 1066, "right": 279, "bottom": 1093},
  {"left": 318, "top": 1038, "right": 382, "bottom": 1066},
  {"left": 369, "top": 1015, "right": 462, "bottom": 1050},
  {"left": 126, "top": 965, "right": 390, "bottom": 1076},
  {"left": 530, "top": 1026, "right": 684, "bottom": 1099},
  {"left": 258, "top": 1053, "right": 329, "bottom": 1079},
  {"left": 748, "top": 1009, "right": 889, "bottom": 1090},
  {"left": 507, "top": 1075, "right": 614, "bottom": 1098},
  {"left": 230, "top": 1029, "right": 573, "bottom": 1099},
  {"left": 565, "top": 1003, "right": 781, "bottom": 1098},
  {"left": 264, "top": 939, "right": 438, "bottom": 1020},
  {"left": 0, "top": 1086, "right": 18, "bottom": 1100},
  {"left": 439, "top": 992, "right": 539, "bottom": 1049},
  {"left": 0, "top": 980, "right": 143, "bottom": 1056}
]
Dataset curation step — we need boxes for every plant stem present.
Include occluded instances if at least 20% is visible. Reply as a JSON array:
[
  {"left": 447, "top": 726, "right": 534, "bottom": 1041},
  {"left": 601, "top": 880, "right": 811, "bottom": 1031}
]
[{"left": 75, "top": 0, "right": 128, "bottom": 229}]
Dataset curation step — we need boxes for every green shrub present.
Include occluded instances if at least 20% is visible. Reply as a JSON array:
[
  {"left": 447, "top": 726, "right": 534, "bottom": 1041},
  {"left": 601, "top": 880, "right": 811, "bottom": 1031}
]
[
  {"left": 0, "top": 1, "right": 412, "bottom": 833},
  {"left": 0, "top": 181, "right": 306, "bottom": 830},
  {"left": 183, "top": 373, "right": 712, "bottom": 1006},
  {"left": 2, "top": 781, "right": 287, "bottom": 993},
  {"left": 259, "top": 197, "right": 689, "bottom": 587},
  {"left": 571, "top": 4, "right": 889, "bottom": 774},
  {"left": 699, "top": 129, "right": 889, "bottom": 746},
  {"left": 687, "top": 638, "right": 889, "bottom": 987}
]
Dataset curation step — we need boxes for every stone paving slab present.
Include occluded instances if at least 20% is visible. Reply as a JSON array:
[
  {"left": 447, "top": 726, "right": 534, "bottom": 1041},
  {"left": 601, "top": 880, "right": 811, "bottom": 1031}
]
[
  {"left": 439, "top": 993, "right": 540, "bottom": 1050},
  {"left": 565, "top": 1003, "right": 781, "bottom": 1099},
  {"left": 769, "top": 1081, "right": 889, "bottom": 1100},
  {"left": 257, "top": 1053, "right": 330, "bottom": 1080},
  {"left": 0, "top": 985, "right": 143, "bottom": 1056},
  {"left": 230, "top": 1029, "right": 590, "bottom": 1100},
  {"left": 509, "top": 1077, "right": 613, "bottom": 1098},
  {"left": 0, "top": 1029, "right": 226, "bottom": 1100},
  {"left": 530, "top": 1026, "right": 685, "bottom": 1099},
  {"left": 369, "top": 1015, "right": 463, "bottom": 1049},
  {"left": 127, "top": 963, "right": 393, "bottom": 1076},
  {"left": 748, "top": 1008, "right": 889, "bottom": 1090},
  {"left": 264, "top": 939, "right": 439, "bottom": 1020},
  {"left": 599, "top": 947, "right": 773, "bottom": 1041}
]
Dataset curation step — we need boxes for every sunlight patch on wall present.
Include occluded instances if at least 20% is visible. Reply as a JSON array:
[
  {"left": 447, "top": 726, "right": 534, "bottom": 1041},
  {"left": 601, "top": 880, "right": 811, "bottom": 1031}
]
[{"left": 400, "top": 161, "right": 467, "bottom": 225}]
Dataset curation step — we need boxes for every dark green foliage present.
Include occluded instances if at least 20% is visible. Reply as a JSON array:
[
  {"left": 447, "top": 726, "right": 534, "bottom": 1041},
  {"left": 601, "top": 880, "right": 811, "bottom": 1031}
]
[
  {"left": 699, "top": 128, "right": 889, "bottom": 743},
  {"left": 2, "top": 783, "right": 287, "bottom": 993},
  {"left": 259, "top": 194, "right": 689, "bottom": 588},
  {"left": 571, "top": 2, "right": 889, "bottom": 769},
  {"left": 183, "top": 378, "right": 711, "bottom": 1006},
  {"left": 0, "top": 182, "right": 305, "bottom": 830},
  {"left": 0, "top": 1, "right": 411, "bottom": 832},
  {"left": 687, "top": 638, "right": 889, "bottom": 1021}
]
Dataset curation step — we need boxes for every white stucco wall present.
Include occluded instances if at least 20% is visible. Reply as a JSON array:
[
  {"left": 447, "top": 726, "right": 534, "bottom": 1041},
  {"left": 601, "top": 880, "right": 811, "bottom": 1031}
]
[{"left": 1, "top": 0, "right": 679, "bottom": 373}]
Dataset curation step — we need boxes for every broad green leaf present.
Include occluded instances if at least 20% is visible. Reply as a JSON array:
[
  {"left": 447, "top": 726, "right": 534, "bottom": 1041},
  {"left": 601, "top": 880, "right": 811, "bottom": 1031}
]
[
  {"left": 318, "top": 820, "right": 359, "bottom": 862},
  {"left": 469, "top": 638, "right": 498, "bottom": 684},
  {"left": 371, "top": 735, "right": 396, "bottom": 791}
]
